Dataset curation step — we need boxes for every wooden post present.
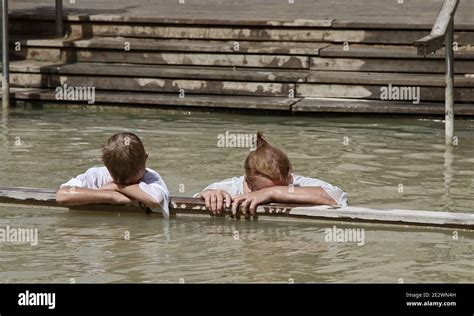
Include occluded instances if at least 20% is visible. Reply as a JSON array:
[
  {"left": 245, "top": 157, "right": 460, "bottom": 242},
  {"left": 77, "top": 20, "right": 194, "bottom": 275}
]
[
  {"left": 445, "top": 17, "right": 454, "bottom": 145},
  {"left": 55, "top": 0, "right": 63, "bottom": 37},
  {"left": 1, "top": 0, "right": 9, "bottom": 109}
]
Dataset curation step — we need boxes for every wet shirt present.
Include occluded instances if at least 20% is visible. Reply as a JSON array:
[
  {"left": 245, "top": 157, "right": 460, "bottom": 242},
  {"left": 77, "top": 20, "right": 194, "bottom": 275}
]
[
  {"left": 199, "top": 174, "right": 348, "bottom": 206},
  {"left": 60, "top": 166, "right": 170, "bottom": 217}
]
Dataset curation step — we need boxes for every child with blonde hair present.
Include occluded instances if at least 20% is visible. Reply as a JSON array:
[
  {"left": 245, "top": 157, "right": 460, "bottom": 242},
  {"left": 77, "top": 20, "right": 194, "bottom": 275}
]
[{"left": 197, "top": 131, "right": 347, "bottom": 216}]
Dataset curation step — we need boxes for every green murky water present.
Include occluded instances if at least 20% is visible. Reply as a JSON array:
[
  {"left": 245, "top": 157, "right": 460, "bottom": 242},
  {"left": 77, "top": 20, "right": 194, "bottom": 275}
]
[{"left": 0, "top": 105, "right": 473, "bottom": 282}]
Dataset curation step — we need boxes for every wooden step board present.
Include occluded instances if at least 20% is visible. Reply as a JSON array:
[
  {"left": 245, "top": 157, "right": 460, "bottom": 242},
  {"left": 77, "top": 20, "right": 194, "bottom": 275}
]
[
  {"left": 314, "top": 45, "right": 474, "bottom": 74},
  {"left": 4, "top": 89, "right": 474, "bottom": 115},
  {"left": 319, "top": 44, "right": 474, "bottom": 59},
  {"left": 296, "top": 84, "right": 474, "bottom": 102},
  {"left": 11, "top": 37, "right": 328, "bottom": 56},
  {"left": 9, "top": 74, "right": 293, "bottom": 97},
  {"left": 7, "top": 88, "right": 298, "bottom": 111},
  {"left": 9, "top": 17, "right": 474, "bottom": 45},
  {"left": 14, "top": 47, "right": 310, "bottom": 69},
  {"left": 311, "top": 57, "right": 474, "bottom": 74},
  {"left": 11, "top": 39, "right": 474, "bottom": 74},
  {"left": 5, "top": 61, "right": 308, "bottom": 83},
  {"left": 296, "top": 85, "right": 474, "bottom": 102},
  {"left": 292, "top": 98, "right": 474, "bottom": 115},
  {"left": 0, "top": 187, "right": 473, "bottom": 230},
  {"left": 5, "top": 60, "right": 474, "bottom": 101}
]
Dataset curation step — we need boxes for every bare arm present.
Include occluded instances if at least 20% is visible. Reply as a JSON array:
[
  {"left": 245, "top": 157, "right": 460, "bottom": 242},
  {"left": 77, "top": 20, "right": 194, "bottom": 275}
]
[
  {"left": 270, "top": 186, "right": 337, "bottom": 205},
  {"left": 56, "top": 186, "right": 132, "bottom": 205},
  {"left": 115, "top": 183, "right": 163, "bottom": 209},
  {"left": 232, "top": 186, "right": 337, "bottom": 217}
]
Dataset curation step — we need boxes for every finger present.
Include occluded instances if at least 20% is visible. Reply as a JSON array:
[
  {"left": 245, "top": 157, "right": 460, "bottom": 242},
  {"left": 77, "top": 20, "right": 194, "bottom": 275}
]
[
  {"left": 232, "top": 199, "right": 242, "bottom": 217},
  {"left": 241, "top": 200, "right": 250, "bottom": 219},
  {"left": 204, "top": 195, "right": 211, "bottom": 211},
  {"left": 224, "top": 192, "right": 232, "bottom": 209},
  {"left": 216, "top": 193, "right": 223, "bottom": 215},
  {"left": 210, "top": 195, "right": 218, "bottom": 215},
  {"left": 249, "top": 200, "right": 258, "bottom": 216}
]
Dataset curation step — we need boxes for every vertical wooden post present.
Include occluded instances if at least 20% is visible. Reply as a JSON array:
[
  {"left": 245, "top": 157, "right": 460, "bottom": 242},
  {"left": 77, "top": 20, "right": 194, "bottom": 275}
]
[
  {"left": 445, "top": 17, "right": 454, "bottom": 145},
  {"left": 1, "top": 0, "right": 9, "bottom": 109},
  {"left": 56, "top": 0, "right": 63, "bottom": 37}
]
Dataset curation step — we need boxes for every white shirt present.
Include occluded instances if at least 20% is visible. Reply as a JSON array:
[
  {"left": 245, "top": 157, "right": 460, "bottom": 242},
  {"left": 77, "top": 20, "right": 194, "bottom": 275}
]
[
  {"left": 199, "top": 174, "right": 348, "bottom": 206},
  {"left": 60, "top": 166, "right": 170, "bottom": 217}
]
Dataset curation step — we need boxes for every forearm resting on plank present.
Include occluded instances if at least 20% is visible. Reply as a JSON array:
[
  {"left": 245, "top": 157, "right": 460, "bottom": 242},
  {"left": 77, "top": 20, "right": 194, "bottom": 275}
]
[
  {"left": 117, "top": 184, "right": 163, "bottom": 209},
  {"left": 271, "top": 186, "right": 337, "bottom": 205},
  {"left": 56, "top": 187, "right": 131, "bottom": 205}
]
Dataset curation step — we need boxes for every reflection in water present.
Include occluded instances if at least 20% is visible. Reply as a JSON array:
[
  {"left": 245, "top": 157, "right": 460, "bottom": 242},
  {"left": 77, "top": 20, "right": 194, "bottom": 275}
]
[
  {"left": 443, "top": 145, "right": 454, "bottom": 210},
  {"left": 1, "top": 105, "right": 474, "bottom": 283}
]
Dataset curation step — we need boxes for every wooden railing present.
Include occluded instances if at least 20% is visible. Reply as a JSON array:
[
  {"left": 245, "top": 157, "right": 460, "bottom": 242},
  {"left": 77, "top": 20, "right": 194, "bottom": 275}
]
[
  {"left": 414, "top": 0, "right": 460, "bottom": 146},
  {"left": 1, "top": 187, "right": 474, "bottom": 229}
]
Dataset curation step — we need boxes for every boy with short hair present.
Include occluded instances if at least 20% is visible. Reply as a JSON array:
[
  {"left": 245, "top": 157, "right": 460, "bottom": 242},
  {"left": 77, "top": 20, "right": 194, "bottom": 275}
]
[{"left": 56, "top": 132, "right": 170, "bottom": 217}]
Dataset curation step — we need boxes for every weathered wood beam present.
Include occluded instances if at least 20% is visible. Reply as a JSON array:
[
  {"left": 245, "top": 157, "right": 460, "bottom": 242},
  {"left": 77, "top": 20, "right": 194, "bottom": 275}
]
[
  {"left": 414, "top": 0, "right": 460, "bottom": 56},
  {"left": 414, "top": 34, "right": 445, "bottom": 56},
  {"left": 1, "top": 187, "right": 474, "bottom": 229}
]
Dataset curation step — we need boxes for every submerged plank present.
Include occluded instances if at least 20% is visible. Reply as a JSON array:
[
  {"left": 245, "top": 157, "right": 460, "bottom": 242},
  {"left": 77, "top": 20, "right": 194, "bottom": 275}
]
[
  {"left": 292, "top": 97, "right": 474, "bottom": 115},
  {"left": 9, "top": 90, "right": 297, "bottom": 111},
  {"left": 0, "top": 187, "right": 473, "bottom": 230}
]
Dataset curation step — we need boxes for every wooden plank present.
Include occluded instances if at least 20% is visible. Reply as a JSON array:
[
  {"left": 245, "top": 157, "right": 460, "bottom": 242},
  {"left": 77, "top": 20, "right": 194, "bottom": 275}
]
[
  {"left": 296, "top": 84, "right": 474, "bottom": 102},
  {"left": 1, "top": 187, "right": 474, "bottom": 229},
  {"left": 291, "top": 97, "right": 474, "bottom": 115},
  {"left": 4, "top": 61, "right": 308, "bottom": 83},
  {"left": 414, "top": 34, "right": 445, "bottom": 56},
  {"left": 310, "top": 57, "right": 474, "bottom": 74},
  {"left": 65, "top": 24, "right": 437, "bottom": 45},
  {"left": 14, "top": 47, "right": 309, "bottom": 69},
  {"left": 10, "top": 73, "right": 295, "bottom": 97},
  {"left": 8, "top": 90, "right": 297, "bottom": 111},
  {"left": 414, "top": 0, "right": 460, "bottom": 55},
  {"left": 12, "top": 37, "right": 328, "bottom": 56},
  {"left": 319, "top": 44, "right": 474, "bottom": 59},
  {"left": 306, "top": 71, "right": 474, "bottom": 87},
  {"left": 10, "top": 14, "right": 334, "bottom": 28}
]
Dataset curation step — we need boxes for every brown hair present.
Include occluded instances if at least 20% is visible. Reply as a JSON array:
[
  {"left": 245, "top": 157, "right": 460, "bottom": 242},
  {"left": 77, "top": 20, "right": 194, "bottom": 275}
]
[
  {"left": 102, "top": 132, "right": 147, "bottom": 184},
  {"left": 244, "top": 131, "right": 292, "bottom": 189}
]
